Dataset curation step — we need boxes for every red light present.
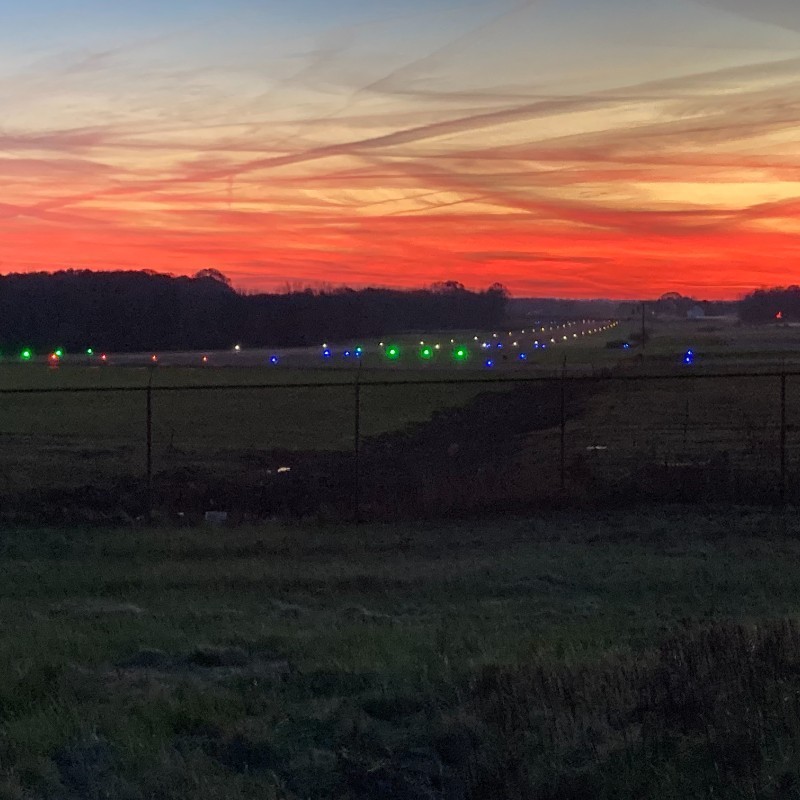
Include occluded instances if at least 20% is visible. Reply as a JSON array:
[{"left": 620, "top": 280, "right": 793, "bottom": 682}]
[
  {"left": 151, "top": 355, "right": 158, "bottom": 363},
  {"left": 100, "top": 354, "right": 107, "bottom": 361},
  {"left": 202, "top": 355, "right": 208, "bottom": 363},
  {"left": 777, "top": 311, "right": 784, "bottom": 320},
  {"left": 49, "top": 353, "right": 59, "bottom": 361}
]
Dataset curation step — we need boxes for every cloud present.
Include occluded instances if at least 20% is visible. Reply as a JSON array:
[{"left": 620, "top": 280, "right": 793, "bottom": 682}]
[
  {"left": 2, "top": 0, "right": 800, "bottom": 298},
  {"left": 693, "top": 0, "right": 800, "bottom": 33}
]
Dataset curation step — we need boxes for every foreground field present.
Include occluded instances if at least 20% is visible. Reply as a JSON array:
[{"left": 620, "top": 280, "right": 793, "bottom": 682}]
[{"left": 4, "top": 509, "right": 800, "bottom": 798}]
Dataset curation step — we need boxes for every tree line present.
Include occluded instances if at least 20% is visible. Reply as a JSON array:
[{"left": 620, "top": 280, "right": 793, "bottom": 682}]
[
  {"left": 0, "top": 270, "right": 508, "bottom": 352},
  {"left": 739, "top": 287, "right": 800, "bottom": 323}
]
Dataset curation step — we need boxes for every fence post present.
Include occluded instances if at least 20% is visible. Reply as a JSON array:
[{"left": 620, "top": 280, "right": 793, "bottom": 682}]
[
  {"left": 683, "top": 397, "right": 690, "bottom": 453},
  {"left": 353, "top": 364, "right": 362, "bottom": 523},
  {"left": 560, "top": 362, "right": 567, "bottom": 491},
  {"left": 641, "top": 302, "right": 647, "bottom": 362},
  {"left": 781, "top": 372, "right": 787, "bottom": 506},
  {"left": 146, "top": 378, "right": 153, "bottom": 521}
]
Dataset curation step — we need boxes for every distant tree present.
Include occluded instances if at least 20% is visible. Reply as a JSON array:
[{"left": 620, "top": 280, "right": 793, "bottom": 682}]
[
  {"left": 0, "top": 270, "right": 507, "bottom": 351},
  {"left": 487, "top": 282, "right": 509, "bottom": 297},
  {"left": 740, "top": 287, "right": 800, "bottom": 323},
  {"left": 654, "top": 293, "right": 696, "bottom": 317},
  {"left": 194, "top": 269, "right": 233, "bottom": 288},
  {"left": 431, "top": 281, "right": 466, "bottom": 293}
]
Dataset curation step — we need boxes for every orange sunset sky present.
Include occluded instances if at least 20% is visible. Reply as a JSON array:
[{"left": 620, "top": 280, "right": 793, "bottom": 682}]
[{"left": 2, "top": 0, "right": 800, "bottom": 298}]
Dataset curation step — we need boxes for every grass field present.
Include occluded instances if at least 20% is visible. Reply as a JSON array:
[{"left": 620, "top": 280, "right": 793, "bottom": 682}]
[
  {"left": 544, "top": 320, "right": 800, "bottom": 504},
  {"left": 631, "top": 316, "right": 800, "bottom": 370},
  {"left": 6, "top": 323, "right": 800, "bottom": 798},
  {"left": 2, "top": 318, "right": 800, "bottom": 517},
  {"left": 3, "top": 509, "right": 800, "bottom": 798},
  {"left": 0, "top": 365, "right": 511, "bottom": 504},
  {"left": 0, "top": 318, "right": 627, "bottom": 466},
  {"left": 562, "top": 371, "right": 791, "bottom": 472},
  {"left": 0, "top": 319, "right": 621, "bottom": 512}
]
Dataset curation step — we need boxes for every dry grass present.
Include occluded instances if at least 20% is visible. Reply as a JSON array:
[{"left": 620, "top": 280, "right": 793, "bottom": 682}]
[{"left": 0, "top": 509, "right": 800, "bottom": 797}]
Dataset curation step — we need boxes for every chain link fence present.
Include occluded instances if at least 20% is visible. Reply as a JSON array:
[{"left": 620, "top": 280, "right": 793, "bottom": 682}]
[{"left": 0, "top": 370, "right": 794, "bottom": 523}]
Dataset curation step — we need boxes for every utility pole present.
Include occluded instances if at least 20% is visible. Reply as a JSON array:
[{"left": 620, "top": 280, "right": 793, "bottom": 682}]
[
  {"left": 146, "top": 369, "right": 154, "bottom": 521},
  {"left": 781, "top": 371, "right": 787, "bottom": 507},
  {"left": 353, "top": 361, "right": 362, "bottom": 523},
  {"left": 640, "top": 301, "right": 647, "bottom": 365},
  {"left": 559, "top": 356, "right": 567, "bottom": 491}
]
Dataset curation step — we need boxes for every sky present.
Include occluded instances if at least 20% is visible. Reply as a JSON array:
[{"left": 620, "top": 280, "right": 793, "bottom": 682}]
[{"left": 2, "top": 0, "right": 800, "bottom": 298}]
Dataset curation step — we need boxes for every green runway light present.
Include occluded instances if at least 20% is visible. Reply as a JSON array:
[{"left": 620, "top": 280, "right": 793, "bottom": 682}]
[
  {"left": 86, "top": 348, "right": 93, "bottom": 355},
  {"left": 20, "top": 349, "right": 32, "bottom": 361},
  {"left": 385, "top": 345, "right": 400, "bottom": 360},
  {"left": 55, "top": 349, "right": 63, "bottom": 358},
  {"left": 420, "top": 346, "right": 433, "bottom": 360},
  {"left": 453, "top": 347, "right": 468, "bottom": 361}
]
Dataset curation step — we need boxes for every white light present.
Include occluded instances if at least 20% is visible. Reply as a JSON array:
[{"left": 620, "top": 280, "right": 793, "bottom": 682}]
[
  {"left": 234, "top": 344, "right": 241, "bottom": 352},
  {"left": 435, "top": 344, "right": 441, "bottom": 350},
  {"left": 420, "top": 341, "right": 425, "bottom": 346},
  {"left": 450, "top": 339, "right": 455, "bottom": 343}
]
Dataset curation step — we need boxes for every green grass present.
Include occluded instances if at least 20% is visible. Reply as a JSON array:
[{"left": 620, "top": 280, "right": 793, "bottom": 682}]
[
  {"left": 0, "top": 366, "right": 512, "bottom": 499},
  {"left": 3, "top": 318, "right": 800, "bottom": 500},
  {"left": 508, "top": 319, "right": 800, "bottom": 497},
  {"left": 0, "top": 318, "right": 798, "bottom": 509},
  {"left": 1, "top": 318, "right": 797, "bottom": 509},
  {"left": 631, "top": 316, "right": 800, "bottom": 369},
  {"left": 565, "top": 372, "right": 786, "bottom": 466},
  {"left": 3, "top": 509, "right": 800, "bottom": 798}
]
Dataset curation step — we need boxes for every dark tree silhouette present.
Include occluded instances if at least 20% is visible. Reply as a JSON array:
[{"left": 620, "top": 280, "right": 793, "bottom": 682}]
[
  {"left": 0, "top": 270, "right": 507, "bottom": 352},
  {"left": 740, "top": 287, "right": 800, "bottom": 323}
]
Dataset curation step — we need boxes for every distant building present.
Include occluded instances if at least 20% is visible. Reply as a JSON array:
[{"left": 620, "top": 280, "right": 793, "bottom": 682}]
[{"left": 687, "top": 305, "right": 706, "bottom": 320}]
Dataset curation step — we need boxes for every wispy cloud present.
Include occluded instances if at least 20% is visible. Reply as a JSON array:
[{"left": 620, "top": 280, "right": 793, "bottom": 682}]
[{"left": 1, "top": 0, "right": 799, "bottom": 297}]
